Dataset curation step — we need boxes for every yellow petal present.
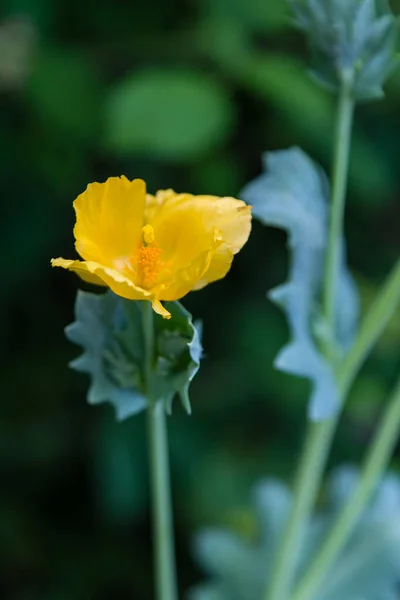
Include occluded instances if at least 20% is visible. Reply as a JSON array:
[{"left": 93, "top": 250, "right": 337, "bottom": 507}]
[
  {"left": 145, "top": 189, "right": 176, "bottom": 223},
  {"left": 147, "top": 198, "right": 217, "bottom": 276},
  {"left": 146, "top": 191, "right": 251, "bottom": 291},
  {"left": 73, "top": 177, "right": 146, "bottom": 265},
  {"left": 194, "top": 196, "right": 252, "bottom": 255},
  {"left": 157, "top": 244, "right": 218, "bottom": 301},
  {"left": 148, "top": 191, "right": 251, "bottom": 255},
  {"left": 51, "top": 258, "right": 106, "bottom": 286},
  {"left": 151, "top": 299, "right": 171, "bottom": 319},
  {"left": 192, "top": 246, "right": 234, "bottom": 290},
  {"left": 54, "top": 181, "right": 251, "bottom": 311},
  {"left": 51, "top": 258, "right": 151, "bottom": 301}
]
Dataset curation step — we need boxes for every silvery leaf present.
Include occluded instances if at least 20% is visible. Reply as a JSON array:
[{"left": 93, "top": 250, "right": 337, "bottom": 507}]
[{"left": 241, "top": 148, "right": 359, "bottom": 420}]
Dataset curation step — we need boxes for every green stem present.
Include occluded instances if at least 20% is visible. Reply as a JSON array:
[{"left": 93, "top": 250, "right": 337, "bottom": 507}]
[
  {"left": 143, "top": 300, "right": 155, "bottom": 394},
  {"left": 265, "top": 255, "right": 400, "bottom": 600},
  {"left": 283, "top": 258, "right": 400, "bottom": 600},
  {"left": 338, "top": 257, "right": 400, "bottom": 398},
  {"left": 148, "top": 403, "right": 177, "bottom": 600},
  {"left": 323, "top": 79, "right": 355, "bottom": 345},
  {"left": 276, "top": 255, "right": 400, "bottom": 600},
  {"left": 264, "top": 418, "right": 337, "bottom": 600},
  {"left": 264, "top": 81, "right": 355, "bottom": 600},
  {"left": 292, "top": 376, "right": 400, "bottom": 600},
  {"left": 143, "top": 302, "right": 177, "bottom": 600}
]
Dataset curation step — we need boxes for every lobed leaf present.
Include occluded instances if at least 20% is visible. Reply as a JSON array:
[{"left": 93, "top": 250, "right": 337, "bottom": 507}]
[
  {"left": 241, "top": 147, "right": 359, "bottom": 420},
  {"left": 66, "top": 290, "right": 202, "bottom": 419},
  {"left": 189, "top": 468, "right": 400, "bottom": 600}
]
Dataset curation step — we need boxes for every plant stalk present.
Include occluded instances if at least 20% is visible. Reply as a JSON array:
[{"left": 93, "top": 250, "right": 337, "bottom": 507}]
[
  {"left": 338, "top": 257, "right": 400, "bottom": 398},
  {"left": 264, "top": 82, "right": 355, "bottom": 600},
  {"left": 264, "top": 418, "right": 337, "bottom": 600},
  {"left": 292, "top": 376, "right": 400, "bottom": 600},
  {"left": 323, "top": 78, "right": 355, "bottom": 346},
  {"left": 143, "top": 301, "right": 177, "bottom": 600}
]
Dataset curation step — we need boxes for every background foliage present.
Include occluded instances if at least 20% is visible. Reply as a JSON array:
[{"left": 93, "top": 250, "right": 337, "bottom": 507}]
[{"left": 1, "top": 0, "right": 399, "bottom": 598}]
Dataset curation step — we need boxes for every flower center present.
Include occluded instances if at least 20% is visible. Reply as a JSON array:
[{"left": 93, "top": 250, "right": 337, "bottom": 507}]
[{"left": 131, "top": 225, "right": 162, "bottom": 288}]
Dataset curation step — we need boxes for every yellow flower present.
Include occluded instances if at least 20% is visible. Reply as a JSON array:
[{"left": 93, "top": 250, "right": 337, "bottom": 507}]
[{"left": 51, "top": 177, "right": 251, "bottom": 319}]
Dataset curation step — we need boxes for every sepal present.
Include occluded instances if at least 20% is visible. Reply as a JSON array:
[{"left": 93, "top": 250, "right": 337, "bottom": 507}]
[{"left": 66, "top": 290, "right": 202, "bottom": 419}]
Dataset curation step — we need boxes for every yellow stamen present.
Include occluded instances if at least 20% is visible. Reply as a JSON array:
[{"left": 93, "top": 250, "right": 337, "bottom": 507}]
[
  {"left": 137, "top": 244, "right": 162, "bottom": 286},
  {"left": 142, "top": 224, "right": 155, "bottom": 245}
]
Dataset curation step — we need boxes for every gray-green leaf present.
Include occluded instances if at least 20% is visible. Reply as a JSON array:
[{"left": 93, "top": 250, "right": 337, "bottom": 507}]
[
  {"left": 66, "top": 290, "right": 147, "bottom": 420},
  {"left": 189, "top": 468, "right": 400, "bottom": 600},
  {"left": 291, "top": 0, "right": 399, "bottom": 101},
  {"left": 241, "top": 147, "right": 359, "bottom": 420},
  {"left": 66, "top": 290, "right": 202, "bottom": 419}
]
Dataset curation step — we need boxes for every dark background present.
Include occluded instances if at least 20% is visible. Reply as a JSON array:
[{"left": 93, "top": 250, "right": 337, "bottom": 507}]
[{"left": 1, "top": 0, "right": 400, "bottom": 598}]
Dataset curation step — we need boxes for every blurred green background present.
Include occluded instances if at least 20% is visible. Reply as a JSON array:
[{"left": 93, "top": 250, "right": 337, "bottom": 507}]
[{"left": 1, "top": 0, "right": 400, "bottom": 598}]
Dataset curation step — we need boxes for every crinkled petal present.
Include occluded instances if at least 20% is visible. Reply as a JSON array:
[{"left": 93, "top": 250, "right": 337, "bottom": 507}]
[
  {"left": 148, "top": 191, "right": 251, "bottom": 256},
  {"left": 152, "top": 205, "right": 217, "bottom": 274},
  {"left": 51, "top": 258, "right": 151, "bottom": 301},
  {"left": 54, "top": 181, "right": 251, "bottom": 314},
  {"left": 52, "top": 259, "right": 106, "bottom": 286},
  {"left": 74, "top": 177, "right": 146, "bottom": 264},
  {"left": 194, "top": 196, "right": 252, "bottom": 254},
  {"left": 192, "top": 246, "right": 234, "bottom": 290},
  {"left": 157, "top": 244, "right": 219, "bottom": 301},
  {"left": 144, "top": 191, "right": 251, "bottom": 295}
]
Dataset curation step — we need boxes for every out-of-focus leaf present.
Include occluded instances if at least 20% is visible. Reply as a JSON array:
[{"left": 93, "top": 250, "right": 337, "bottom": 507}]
[
  {"left": 0, "top": 16, "right": 37, "bottom": 89},
  {"left": 66, "top": 290, "right": 202, "bottom": 419},
  {"left": 242, "top": 148, "right": 359, "bottom": 420},
  {"left": 26, "top": 47, "right": 100, "bottom": 142},
  {"left": 103, "top": 69, "right": 235, "bottom": 161},
  {"left": 190, "top": 468, "right": 400, "bottom": 600},
  {"left": 200, "top": 0, "right": 288, "bottom": 34}
]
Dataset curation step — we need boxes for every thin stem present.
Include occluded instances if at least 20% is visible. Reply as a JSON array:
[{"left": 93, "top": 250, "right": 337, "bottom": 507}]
[
  {"left": 264, "top": 82, "right": 355, "bottom": 600},
  {"left": 148, "top": 403, "right": 177, "bottom": 600},
  {"left": 276, "top": 255, "right": 400, "bottom": 600},
  {"left": 143, "top": 300, "right": 155, "bottom": 396},
  {"left": 292, "top": 376, "right": 400, "bottom": 600},
  {"left": 143, "top": 301, "right": 177, "bottom": 600},
  {"left": 323, "top": 79, "right": 355, "bottom": 345},
  {"left": 265, "top": 257, "right": 400, "bottom": 600},
  {"left": 283, "top": 259, "right": 400, "bottom": 599},
  {"left": 338, "top": 257, "right": 400, "bottom": 398},
  {"left": 264, "top": 418, "right": 337, "bottom": 600}
]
